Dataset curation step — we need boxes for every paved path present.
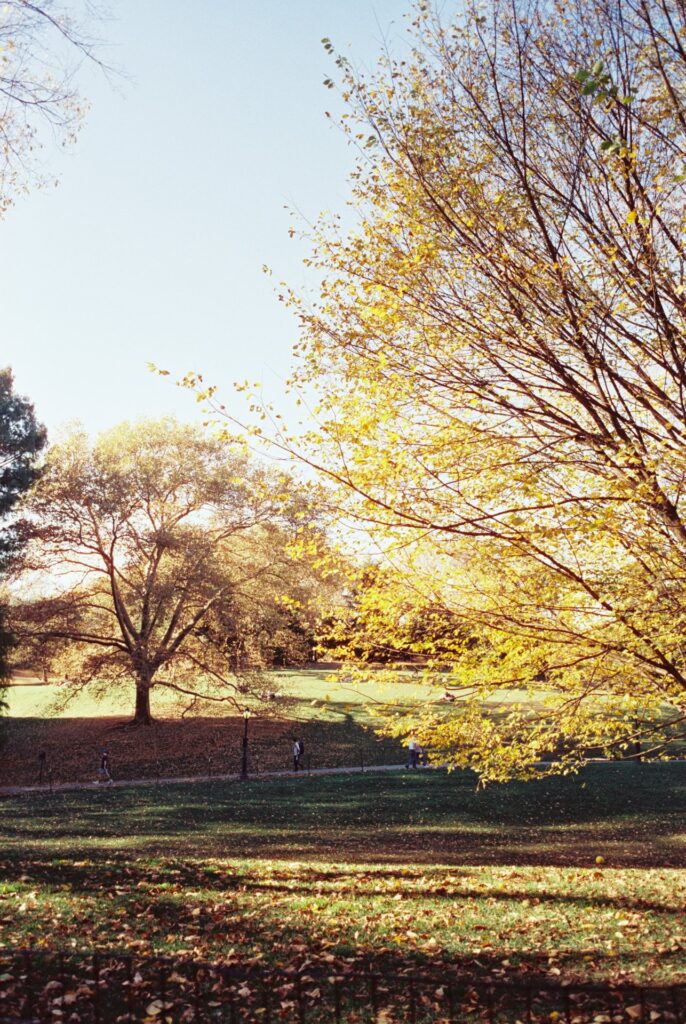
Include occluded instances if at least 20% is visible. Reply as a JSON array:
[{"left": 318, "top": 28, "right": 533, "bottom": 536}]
[
  {"left": 0, "top": 762, "right": 414, "bottom": 799},
  {"left": 1, "top": 757, "right": 675, "bottom": 802}
]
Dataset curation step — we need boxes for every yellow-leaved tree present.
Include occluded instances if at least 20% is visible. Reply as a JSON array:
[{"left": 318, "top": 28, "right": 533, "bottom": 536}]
[{"left": 269, "top": 0, "right": 686, "bottom": 779}]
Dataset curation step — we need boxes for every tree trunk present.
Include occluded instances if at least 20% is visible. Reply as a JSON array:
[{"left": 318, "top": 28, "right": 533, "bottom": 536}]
[{"left": 133, "top": 672, "right": 153, "bottom": 725}]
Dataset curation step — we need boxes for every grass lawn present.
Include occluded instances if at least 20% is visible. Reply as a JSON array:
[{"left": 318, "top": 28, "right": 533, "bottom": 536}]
[
  {"left": 3, "top": 669, "right": 436, "bottom": 719},
  {"left": 1, "top": 765, "right": 685, "bottom": 986},
  {"left": 3, "top": 670, "right": 543, "bottom": 720}
]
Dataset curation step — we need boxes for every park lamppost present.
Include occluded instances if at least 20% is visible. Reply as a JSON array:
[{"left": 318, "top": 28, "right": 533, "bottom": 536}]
[{"left": 240, "top": 709, "right": 250, "bottom": 780}]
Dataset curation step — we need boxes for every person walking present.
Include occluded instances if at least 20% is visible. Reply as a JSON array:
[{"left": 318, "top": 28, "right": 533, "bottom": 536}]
[
  {"left": 406, "top": 738, "right": 420, "bottom": 770},
  {"left": 292, "top": 737, "right": 304, "bottom": 772},
  {"left": 97, "top": 748, "right": 113, "bottom": 785}
]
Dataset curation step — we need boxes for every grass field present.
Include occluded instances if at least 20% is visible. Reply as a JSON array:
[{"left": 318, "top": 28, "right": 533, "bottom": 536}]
[
  {"left": 1, "top": 766, "right": 685, "bottom": 985},
  {"left": 4, "top": 669, "right": 541, "bottom": 720},
  {"left": 4, "top": 669, "right": 438, "bottom": 719}
]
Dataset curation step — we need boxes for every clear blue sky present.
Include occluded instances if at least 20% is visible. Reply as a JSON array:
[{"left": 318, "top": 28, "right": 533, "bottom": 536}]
[{"left": 1, "top": 0, "right": 409, "bottom": 437}]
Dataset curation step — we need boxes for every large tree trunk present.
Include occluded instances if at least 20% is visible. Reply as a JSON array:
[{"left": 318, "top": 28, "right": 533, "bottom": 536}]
[{"left": 133, "top": 670, "right": 154, "bottom": 725}]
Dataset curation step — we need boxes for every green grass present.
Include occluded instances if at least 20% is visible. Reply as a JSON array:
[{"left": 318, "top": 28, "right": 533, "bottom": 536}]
[
  {"left": 4, "top": 668, "right": 540, "bottom": 719},
  {"left": 1, "top": 765, "right": 685, "bottom": 984},
  {"left": 4, "top": 669, "right": 436, "bottom": 718}
]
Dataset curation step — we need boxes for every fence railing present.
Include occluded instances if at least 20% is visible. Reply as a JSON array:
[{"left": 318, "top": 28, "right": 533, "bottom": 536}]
[{"left": 0, "top": 949, "right": 683, "bottom": 1024}]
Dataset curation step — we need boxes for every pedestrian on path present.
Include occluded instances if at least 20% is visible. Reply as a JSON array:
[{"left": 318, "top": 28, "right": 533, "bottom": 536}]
[
  {"left": 292, "top": 738, "right": 304, "bottom": 772},
  {"left": 97, "top": 748, "right": 113, "bottom": 785},
  {"left": 406, "top": 739, "right": 420, "bottom": 770}
]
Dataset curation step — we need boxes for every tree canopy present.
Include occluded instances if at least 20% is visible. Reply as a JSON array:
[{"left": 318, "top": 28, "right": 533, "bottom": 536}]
[
  {"left": 272, "top": 0, "right": 686, "bottom": 779},
  {"left": 0, "top": 1, "right": 99, "bottom": 215},
  {"left": 11, "top": 419, "right": 328, "bottom": 724},
  {"left": 0, "top": 368, "right": 47, "bottom": 528}
]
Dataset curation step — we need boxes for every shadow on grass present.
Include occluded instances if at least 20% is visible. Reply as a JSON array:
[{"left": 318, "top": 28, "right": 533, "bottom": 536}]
[
  {"left": 1, "top": 770, "right": 685, "bottom": 985},
  {"left": 0, "top": 856, "right": 683, "bottom": 983},
  {"left": 2, "top": 943, "right": 684, "bottom": 997},
  {"left": 1, "top": 765, "right": 685, "bottom": 868},
  {"left": 0, "top": 856, "right": 682, "bottom": 917}
]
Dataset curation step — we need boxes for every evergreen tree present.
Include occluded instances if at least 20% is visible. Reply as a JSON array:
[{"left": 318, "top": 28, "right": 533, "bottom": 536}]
[{"left": 0, "top": 367, "right": 46, "bottom": 683}]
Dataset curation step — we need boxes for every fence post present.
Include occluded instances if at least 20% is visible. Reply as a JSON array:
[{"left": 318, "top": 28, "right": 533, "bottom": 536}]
[
  {"left": 369, "top": 972, "right": 379, "bottom": 1020},
  {"left": 262, "top": 976, "right": 272, "bottom": 1024},
  {"left": 159, "top": 963, "right": 167, "bottom": 1017},
  {"left": 93, "top": 951, "right": 101, "bottom": 1024},
  {"left": 22, "top": 949, "right": 35, "bottom": 1021},
  {"left": 408, "top": 975, "right": 417, "bottom": 1024},
  {"left": 333, "top": 977, "right": 342, "bottom": 1023},
  {"left": 446, "top": 979, "right": 456, "bottom": 1024},
  {"left": 125, "top": 955, "right": 135, "bottom": 1024},
  {"left": 222, "top": 966, "right": 238, "bottom": 1024},
  {"left": 486, "top": 984, "right": 495, "bottom": 1024},
  {"left": 192, "top": 962, "right": 201, "bottom": 1023},
  {"left": 295, "top": 973, "right": 306, "bottom": 1024},
  {"left": 671, "top": 987, "right": 682, "bottom": 1024},
  {"left": 58, "top": 950, "right": 66, "bottom": 998}
]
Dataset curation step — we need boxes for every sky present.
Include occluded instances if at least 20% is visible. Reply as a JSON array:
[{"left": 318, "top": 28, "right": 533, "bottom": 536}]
[{"left": 1, "top": 0, "right": 409, "bottom": 438}]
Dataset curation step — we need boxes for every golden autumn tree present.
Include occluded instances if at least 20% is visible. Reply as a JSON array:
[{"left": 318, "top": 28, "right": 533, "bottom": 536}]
[
  {"left": 10, "top": 419, "right": 326, "bottom": 725},
  {"left": 261, "top": 0, "right": 686, "bottom": 778}
]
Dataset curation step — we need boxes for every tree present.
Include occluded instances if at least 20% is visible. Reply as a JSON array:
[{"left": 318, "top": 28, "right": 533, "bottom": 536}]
[
  {"left": 318, "top": 562, "right": 467, "bottom": 664},
  {"left": 0, "top": 368, "right": 48, "bottom": 523},
  {"left": 0, "top": 367, "right": 46, "bottom": 684},
  {"left": 0, "top": 1, "right": 100, "bottom": 216},
  {"left": 0, "top": 1, "right": 98, "bottom": 714},
  {"left": 270, "top": 0, "right": 686, "bottom": 778},
  {"left": 11, "top": 419, "right": 325, "bottom": 725}
]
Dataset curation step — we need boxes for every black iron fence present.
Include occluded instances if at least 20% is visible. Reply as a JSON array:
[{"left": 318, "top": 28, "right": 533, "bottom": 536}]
[{"left": 0, "top": 949, "right": 683, "bottom": 1024}]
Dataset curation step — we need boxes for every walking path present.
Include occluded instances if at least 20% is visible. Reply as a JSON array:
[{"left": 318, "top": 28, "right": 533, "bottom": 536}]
[
  {"left": 0, "top": 762, "right": 412, "bottom": 798},
  {"left": 1, "top": 756, "right": 676, "bottom": 799}
]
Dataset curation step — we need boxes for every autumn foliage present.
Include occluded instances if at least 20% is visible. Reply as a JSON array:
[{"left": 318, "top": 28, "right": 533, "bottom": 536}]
[
  {"left": 10, "top": 420, "right": 328, "bottom": 724},
  {"left": 266, "top": 0, "right": 686, "bottom": 779}
]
